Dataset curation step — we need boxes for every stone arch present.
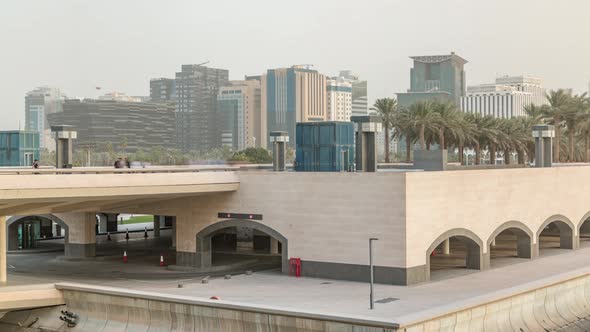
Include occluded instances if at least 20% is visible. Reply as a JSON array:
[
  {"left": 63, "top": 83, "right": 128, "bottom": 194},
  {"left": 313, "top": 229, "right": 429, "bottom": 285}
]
[
  {"left": 6, "top": 214, "right": 69, "bottom": 250},
  {"left": 195, "top": 219, "right": 288, "bottom": 273},
  {"left": 425, "top": 228, "right": 485, "bottom": 281},
  {"left": 487, "top": 220, "right": 535, "bottom": 259},
  {"left": 577, "top": 211, "right": 590, "bottom": 235},
  {"left": 536, "top": 214, "right": 577, "bottom": 250}
]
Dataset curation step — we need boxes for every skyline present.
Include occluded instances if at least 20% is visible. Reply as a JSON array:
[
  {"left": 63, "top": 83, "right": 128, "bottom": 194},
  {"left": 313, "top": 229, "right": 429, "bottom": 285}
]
[{"left": 2, "top": 0, "right": 590, "bottom": 130}]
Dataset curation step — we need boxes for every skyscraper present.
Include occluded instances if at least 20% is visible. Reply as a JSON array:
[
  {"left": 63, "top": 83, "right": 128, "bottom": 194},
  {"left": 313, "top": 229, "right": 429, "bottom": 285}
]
[
  {"left": 150, "top": 78, "right": 176, "bottom": 102},
  {"left": 396, "top": 52, "right": 467, "bottom": 107},
  {"left": 327, "top": 78, "right": 352, "bottom": 121},
  {"left": 262, "top": 65, "right": 327, "bottom": 147},
  {"left": 175, "top": 65, "right": 229, "bottom": 152},
  {"left": 216, "top": 78, "right": 263, "bottom": 151},
  {"left": 24, "top": 87, "right": 66, "bottom": 151},
  {"left": 338, "top": 70, "right": 368, "bottom": 117}
]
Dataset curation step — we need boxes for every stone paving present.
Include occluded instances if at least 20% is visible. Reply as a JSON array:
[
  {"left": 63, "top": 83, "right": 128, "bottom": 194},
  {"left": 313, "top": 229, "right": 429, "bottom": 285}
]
[{"left": 5, "top": 235, "right": 590, "bottom": 324}]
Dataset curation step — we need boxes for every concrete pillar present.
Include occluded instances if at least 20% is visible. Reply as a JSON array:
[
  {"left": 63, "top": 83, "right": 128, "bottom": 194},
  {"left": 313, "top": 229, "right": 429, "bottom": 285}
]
[
  {"left": 55, "top": 224, "right": 62, "bottom": 237},
  {"left": 236, "top": 226, "right": 254, "bottom": 252},
  {"left": 0, "top": 216, "right": 6, "bottom": 283},
  {"left": 51, "top": 125, "right": 77, "bottom": 169},
  {"left": 8, "top": 223, "right": 18, "bottom": 250},
  {"left": 59, "top": 212, "right": 96, "bottom": 258},
  {"left": 270, "top": 131, "right": 289, "bottom": 171},
  {"left": 97, "top": 214, "right": 108, "bottom": 234},
  {"left": 351, "top": 115, "right": 382, "bottom": 172},
  {"left": 532, "top": 125, "right": 554, "bottom": 167},
  {"left": 442, "top": 238, "right": 450, "bottom": 255},
  {"left": 153, "top": 215, "right": 161, "bottom": 237},
  {"left": 517, "top": 235, "right": 535, "bottom": 259},
  {"left": 171, "top": 217, "right": 176, "bottom": 248},
  {"left": 270, "top": 238, "right": 279, "bottom": 255}
]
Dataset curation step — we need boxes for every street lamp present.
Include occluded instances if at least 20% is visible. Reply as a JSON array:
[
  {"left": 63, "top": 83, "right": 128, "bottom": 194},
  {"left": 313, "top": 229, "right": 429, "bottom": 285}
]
[{"left": 369, "top": 237, "right": 378, "bottom": 309}]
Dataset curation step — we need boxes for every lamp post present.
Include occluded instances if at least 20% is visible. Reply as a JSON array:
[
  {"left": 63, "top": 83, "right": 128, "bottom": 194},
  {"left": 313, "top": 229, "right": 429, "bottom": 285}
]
[{"left": 369, "top": 237, "right": 378, "bottom": 309}]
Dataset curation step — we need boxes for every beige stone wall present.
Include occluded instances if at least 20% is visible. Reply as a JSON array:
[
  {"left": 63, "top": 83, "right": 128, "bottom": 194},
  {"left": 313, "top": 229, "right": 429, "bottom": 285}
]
[
  {"left": 405, "top": 166, "right": 590, "bottom": 268},
  {"left": 159, "top": 172, "right": 407, "bottom": 268}
]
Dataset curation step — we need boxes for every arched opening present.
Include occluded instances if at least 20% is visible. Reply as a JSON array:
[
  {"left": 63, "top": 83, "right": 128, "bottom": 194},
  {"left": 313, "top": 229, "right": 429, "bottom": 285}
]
[
  {"left": 537, "top": 215, "right": 577, "bottom": 256},
  {"left": 195, "top": 220, "right": 288, "bottom": 273},
  {"left": 578, "top": 212, "right": 590, "bottom": 248},
  {"left": 6, "top": 214, "right": 69, "bottom": 252},
  {"left": 487, "top": 221, "right": 534, "bottom": 268},
  {"left": 426, "top": 228, "right": 484, "bottom": 281}
]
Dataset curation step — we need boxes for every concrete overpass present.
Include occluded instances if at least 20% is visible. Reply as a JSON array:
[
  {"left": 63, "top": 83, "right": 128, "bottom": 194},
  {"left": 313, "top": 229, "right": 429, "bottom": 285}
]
[{"left": 3, "top": 165, "right": 590, "bottom": 285}]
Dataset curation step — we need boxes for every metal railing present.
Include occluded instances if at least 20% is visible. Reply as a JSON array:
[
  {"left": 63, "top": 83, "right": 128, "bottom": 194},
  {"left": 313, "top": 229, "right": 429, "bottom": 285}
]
[{"left": 0, "top": 165, "right": 243, "bottom": 175}]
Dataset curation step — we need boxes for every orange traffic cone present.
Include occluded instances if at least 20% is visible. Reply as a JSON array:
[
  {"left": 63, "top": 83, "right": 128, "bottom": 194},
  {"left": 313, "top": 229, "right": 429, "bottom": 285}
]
[
  {"left": 159, "top": 253, "right": 165, "bottom": 266},
  {"left": 123, "top": 250, "right": 128, "bottom": 263},
  {"left": 125, "top": 229, "right": 130, "bottom": 240},
  {"left": 107, "top": 232, "right": 112, "bottom": 241},
  {"left": 144, "top": 227, "right": 148, "bottom": 238}
]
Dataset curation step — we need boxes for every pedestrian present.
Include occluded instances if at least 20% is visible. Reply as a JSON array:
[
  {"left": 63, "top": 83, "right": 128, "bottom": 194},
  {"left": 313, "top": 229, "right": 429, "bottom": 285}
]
[
  {"left": 125, "top": 157, "right": 131, "bottom": 168},
  {"left": 32, "top": 159, "right": 40, "bottom": 169},
  {"left": 114, "top": 157, "right": 123, "bottom": 168}
]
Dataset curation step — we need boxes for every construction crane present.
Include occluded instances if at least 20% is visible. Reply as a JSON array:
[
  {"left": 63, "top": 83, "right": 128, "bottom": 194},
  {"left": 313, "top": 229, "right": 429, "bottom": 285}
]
[{"left": 196, "top": 60, "right": 210, "bottom": 66}]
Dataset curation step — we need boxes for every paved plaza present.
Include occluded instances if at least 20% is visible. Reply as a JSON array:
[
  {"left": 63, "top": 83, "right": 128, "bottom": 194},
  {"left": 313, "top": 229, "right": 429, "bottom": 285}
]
[{"left": 5, "top": 239, "right": 590, "bottom": 326}]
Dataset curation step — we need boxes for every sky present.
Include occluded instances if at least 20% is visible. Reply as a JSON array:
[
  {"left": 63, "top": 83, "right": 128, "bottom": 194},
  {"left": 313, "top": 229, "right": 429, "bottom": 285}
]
[{"left": 1, "top": 0, "right": 590, "bottom": 130}]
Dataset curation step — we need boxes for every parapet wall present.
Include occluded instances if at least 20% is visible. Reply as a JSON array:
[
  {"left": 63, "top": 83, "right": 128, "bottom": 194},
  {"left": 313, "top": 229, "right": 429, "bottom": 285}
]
[{"left": 396, "top": 272, "right": 590, "bottom": 331}]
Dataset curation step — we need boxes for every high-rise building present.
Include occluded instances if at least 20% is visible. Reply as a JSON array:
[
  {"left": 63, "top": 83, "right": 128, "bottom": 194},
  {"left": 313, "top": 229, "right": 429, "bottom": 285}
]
[
  {"left": 396, "top": 52, "right": 467, "bottom": 107},
  {"left": 262, "top": 65, "right": 327, "bottom": 147},
  {"left": 175, "top": 65, "right": 229, "bottom": 152},
  {"left": 327, "top": 78, "right": 352, "bottom": 121},
  {"left": 150, "top": 78, "right": 176, "bottom": 102},
  {"left": 338, "top": 70, "right": 368, "bottom": 116},
  {"left": 216, "top": 78, "right": 263, "bottom": 151},
  {"left": 24, "top": 87, "right": 66, "bottom": 151},
  {"left": 460, "top": 75, "right": 548, "bottom": 118},
  {"left": 47, "top": 99, "right": 176, "bottom": 152}
]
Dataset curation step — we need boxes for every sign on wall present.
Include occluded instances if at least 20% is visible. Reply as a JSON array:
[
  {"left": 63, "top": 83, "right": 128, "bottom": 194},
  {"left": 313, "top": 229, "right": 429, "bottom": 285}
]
[{"left": 218, "top": 212, "right": 263, "bottom": 221}]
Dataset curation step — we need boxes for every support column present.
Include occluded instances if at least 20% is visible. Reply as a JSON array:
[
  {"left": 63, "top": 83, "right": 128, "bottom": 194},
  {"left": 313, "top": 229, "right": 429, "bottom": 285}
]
[
  {"left": 0, "top": 216, "right": 6, "bottom": 283},
  {"left": 55, "top": 224, "right": 62, "bottom": 237},
  {"left": 97, "top": 214, "right": 107, "bottom": 234},
  {"left": 153, "top": 215, "right": 161, "bottom": 238},
  {"left": 171, "top": 217, "right": 176, "bottom": 249},
  {"left": 8, "top": 223, "right": 18, "bottom": 250},
  {"left": 270, "top": 238, "right": 279, "bottom": 255},
  {"left": 442, "top": 238, "right": 450, "bottom": 255},
  {"left": 236, "top": 226, "right": 254, "bottom": 253},
  {"left": 105, "top": 213, "right": 118, "bottom": 233},
  {"left": 59, "top": 212, "right": 96, "bottom": 258}
]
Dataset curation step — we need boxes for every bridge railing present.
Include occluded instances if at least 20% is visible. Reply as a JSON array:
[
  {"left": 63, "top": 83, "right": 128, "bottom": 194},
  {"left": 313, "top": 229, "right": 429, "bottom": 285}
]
[{"left": 0, "top": 165, "right": 245, "bottom": 175}]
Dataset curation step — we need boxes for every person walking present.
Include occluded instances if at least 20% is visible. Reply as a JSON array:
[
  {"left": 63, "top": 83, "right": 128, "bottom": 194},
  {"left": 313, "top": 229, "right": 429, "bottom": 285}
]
[
  {"left": 114, "top": 157, "right": 123, "bottom": 168},
  {"left": 32, "top": 159, "right": 40, "bottom": 169}
]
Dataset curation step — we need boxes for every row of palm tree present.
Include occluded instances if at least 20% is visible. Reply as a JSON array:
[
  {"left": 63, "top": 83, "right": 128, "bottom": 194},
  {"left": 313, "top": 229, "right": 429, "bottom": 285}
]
[{"left": 371, "top": 89, "right": 590, "bottom": 165}]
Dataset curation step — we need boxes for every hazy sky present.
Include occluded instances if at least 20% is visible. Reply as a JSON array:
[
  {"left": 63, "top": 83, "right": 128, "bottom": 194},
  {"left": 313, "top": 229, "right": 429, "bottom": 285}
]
[{"left": 1, "top": 0, "right": 589, "bottom": 130}]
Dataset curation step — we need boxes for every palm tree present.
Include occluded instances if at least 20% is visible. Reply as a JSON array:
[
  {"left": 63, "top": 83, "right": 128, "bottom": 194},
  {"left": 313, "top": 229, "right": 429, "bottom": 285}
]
[
  {"left": 464, "top": 114, "right": 498, "bottom": 165},
  {"left": 371, "top": 98, "right": 398, "bottom": 163},
  {"left": 407, "top": 101, "right": 441, "bottom": 150},
  {"left": 454, "top": 114, "right": 477, "bottom": 165},
  {"left": 392, "top": 107, "right": 416, "bottom": 162},
  {"left": 563, "top": 94, "right": 588, "bottom": 161},
  {"left": 543, "top": 89, "right": 572, "bottom": 162},
  {"left": 432, "top": 100, "right": 461, "bottom": 150}
]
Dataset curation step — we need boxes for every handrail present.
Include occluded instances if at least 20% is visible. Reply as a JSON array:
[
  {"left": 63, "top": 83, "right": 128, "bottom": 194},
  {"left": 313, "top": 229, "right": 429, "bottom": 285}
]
[{"left": 0, "top": 165, "right": 243, "bottom": 175}]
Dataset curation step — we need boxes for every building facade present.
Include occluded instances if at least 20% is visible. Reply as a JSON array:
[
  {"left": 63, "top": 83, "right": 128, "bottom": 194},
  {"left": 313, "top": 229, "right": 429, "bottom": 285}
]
[
  {"left": 339, "top": 70, "right": 368, "bottom": 117},
  {"left": 262, "top": 66, "right": 327, "bottom": 147},
  {"left": 460, "top": 75, "right": 548, "bottom": 118},
  {"left": 216, "top": 78, "right": 263, "bottom": 151},
  {"left": 0, "top": 131, "right": 40, "bottom": 167},
  {"left": 327, "top": 78, "right": 352, "bottom": 121},
  {"left": 175, "top": 65, "right": 229, "bottom": 152},
  {"left": 396, "top": 53, "right": 467, "bottom": 107},
  {"left": 150, "top": 78, "right": 176, "bottom": 102},
  {"left": 24, "top": 87, "right": 66, "bottom": 151},
  {"left": 47, "top": 99, "right": 175, "bottom": 152},
  {"left": 98, "top": 92, "right": 145, "bottom": 103}
]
